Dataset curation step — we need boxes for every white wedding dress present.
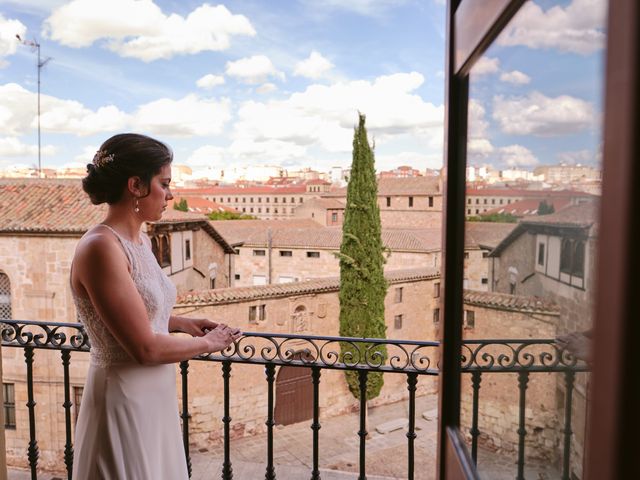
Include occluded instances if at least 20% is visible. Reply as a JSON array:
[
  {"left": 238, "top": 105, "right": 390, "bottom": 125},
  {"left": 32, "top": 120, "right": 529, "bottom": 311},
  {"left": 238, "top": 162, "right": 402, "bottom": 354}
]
[{"left": 71, "top": 225, "right": 188, "bottom": 480}]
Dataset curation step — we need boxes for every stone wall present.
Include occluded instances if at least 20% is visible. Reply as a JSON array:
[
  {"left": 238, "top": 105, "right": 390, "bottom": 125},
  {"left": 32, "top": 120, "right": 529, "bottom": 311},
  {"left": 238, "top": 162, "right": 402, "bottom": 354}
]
[
  {"left": 459, "top": 302, "right": 561, "bottom": 465},
  {"left": 172, "top": 274, "right": 442, "bottom": 447},
  {"left": 488, "top": 229, "right": 595, "bottom": 478},
  {"left": 233, "top": 246, "right": 446, "bottom": 287}
]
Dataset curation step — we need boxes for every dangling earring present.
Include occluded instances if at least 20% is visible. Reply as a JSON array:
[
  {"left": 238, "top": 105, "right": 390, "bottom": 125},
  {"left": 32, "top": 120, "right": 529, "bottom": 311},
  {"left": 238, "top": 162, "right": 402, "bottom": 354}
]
[{"left": 134, "top": 197, "right": 140, "bottom": 213}]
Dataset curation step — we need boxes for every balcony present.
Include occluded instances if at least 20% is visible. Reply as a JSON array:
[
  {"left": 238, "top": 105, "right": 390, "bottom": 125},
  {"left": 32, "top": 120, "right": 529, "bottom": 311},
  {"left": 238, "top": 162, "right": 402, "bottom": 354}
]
[{"left": 1, "top": 320, "right": 588, "bottom": 480}]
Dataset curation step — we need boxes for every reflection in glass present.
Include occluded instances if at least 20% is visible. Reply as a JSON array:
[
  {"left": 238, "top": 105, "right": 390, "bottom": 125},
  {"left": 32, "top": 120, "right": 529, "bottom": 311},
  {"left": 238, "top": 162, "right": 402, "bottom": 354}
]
[{"left": 459, "top": 1, "right": 606, "bottom": 478}]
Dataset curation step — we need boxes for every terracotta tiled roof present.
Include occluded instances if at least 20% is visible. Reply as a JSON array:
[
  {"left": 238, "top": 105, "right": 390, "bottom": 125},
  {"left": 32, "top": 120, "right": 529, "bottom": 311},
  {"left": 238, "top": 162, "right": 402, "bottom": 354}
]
[
  {"left": 376, "top": 176, "right": 440, "bottom": 195},
  {"left": 173, "top": 185, "right": 308, "bottom": 195},
  {"left": 298, "top": 197, "right": 345, "bottom": 209},
  {"left": 154, "top": 209, "right": 209, "bottom": 223},
  {"left": 489, "top": 202, "right": 599, "bottom": 257},
  {"left": 209, "top": 219, "right": 323, "bottom": 245},
  {"left": 465, "top": 222, "right": 517, "bottom": 249},
  {"left": 0, "top": 179, "right": 106, "bottom": 234},
  {"left": 177, "top": 267, "right": 440, "bottom": 305},
  {"left": 520, "top": 201, "right": 599, "bottom": 228},
  {"left": 173, "top": 196, "right": 236, "bottom": 214},
  {"left": 463, "top": 290, "right": 559, "bottom": 315},
  {"left": 0, "top": 180, "right": 236, "bottom": 255},
  {"left": 482, "top": 198, "right": 572, "bottom": 217},
  {"left": 322, "top": 176, "right": 441, "bottom": 197},
  {"left": 305, "top": 179, "right": 331, "bottom": 185},
  {"left": 466, "top": 187, "right": 594, "bottom": 198},
  {"left": 238, "top": 226, "right": 443, "bottom": 252}
]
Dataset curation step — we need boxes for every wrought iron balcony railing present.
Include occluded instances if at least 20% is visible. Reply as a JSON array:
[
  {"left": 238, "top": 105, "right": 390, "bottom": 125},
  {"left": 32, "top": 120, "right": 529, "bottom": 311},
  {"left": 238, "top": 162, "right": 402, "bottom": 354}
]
[{"left": 1, "top": 320, "right": 588, "bottom": 480}]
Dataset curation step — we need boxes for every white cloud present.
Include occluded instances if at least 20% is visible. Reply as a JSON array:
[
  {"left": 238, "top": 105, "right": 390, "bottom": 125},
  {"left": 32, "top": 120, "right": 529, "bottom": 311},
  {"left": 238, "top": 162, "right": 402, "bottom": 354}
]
[
  {"left": 499, "top": 144, "right": 539, "bottom": 167},
  {"left": 256, "top": 83, "right": 277, "bottom": 94},
  {"left": 294, "top": 51, "right": 334, "bottom": 79},
  {"left": 227, "top": 138, "right": 307, "bottom": 163},
  {"left": 376, "top": 151, "right": 443, "bottom": 171},
  {"left": 43, "top": 1, "right": 255, "bottom": 61},
  {"left": 497, "top": 0, "right": 607, "bottom": 55},
  {"left": 228, "top": 71, "right": 443, "bottom": 166},
  {"left": 500, "top": 70, "right": 531, "bottom": 85},
  {"left": 41, "top": 104, "right": 129, "bottom": 136},
  {"left": 0, "top": 83, "right": 129, "bottom": 136},
  {"left": 557, "top": 148, "right": 595, "bottom": 165},
  {"left": 225, "top": 55, "right": 285, "bottom": 84},
  {"left": 304, "top": 0, "right": 412, "bottom": 17},
  {"left": 73, "top": 145, "right": 99, "bottom": 164},
  {"left": 185, "top": 145, "right": 227, "bottom": 167},
  {"left": 132, "top": 95, "right": 232, "bottom": 137},
  {"left": 0, "top": 14, "right": 27, "bottom": 64},
  {"left": 468, "top": 99, "right": 489, "bottom": 138},
  {"left": 468, "top": 138, "right": 494, "bottom": 159},
  {"left": 196, "top": 74, "right": 225, "bottom": 90},
  {"left": 0, "top": 137, "right": 56, "bottom": 156},
  {"left": 472, "top": 57, "right": 500, "bottom": 76},
  {"left": 0, "top": 83, "right": 231, "bottom": 138},
  {"left": 493, "top": 91, "right": 596, "bottom": 136}
]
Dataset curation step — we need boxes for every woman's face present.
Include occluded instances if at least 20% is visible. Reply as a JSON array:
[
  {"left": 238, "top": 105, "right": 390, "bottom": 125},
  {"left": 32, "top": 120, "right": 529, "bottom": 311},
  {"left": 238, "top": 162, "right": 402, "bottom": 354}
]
[{"left": 139, "top": 164, "right": 173, "bottom": 221}]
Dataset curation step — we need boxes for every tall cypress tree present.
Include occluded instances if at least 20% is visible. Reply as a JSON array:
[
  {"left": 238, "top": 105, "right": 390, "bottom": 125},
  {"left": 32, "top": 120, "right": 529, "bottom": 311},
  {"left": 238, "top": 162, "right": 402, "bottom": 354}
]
[{"left": 337, "top": 113, "right": 388, "bottom": 399}]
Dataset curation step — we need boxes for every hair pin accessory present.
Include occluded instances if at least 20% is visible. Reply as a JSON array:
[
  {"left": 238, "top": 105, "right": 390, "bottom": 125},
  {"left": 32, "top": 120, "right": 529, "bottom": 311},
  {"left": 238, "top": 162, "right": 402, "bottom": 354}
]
[{"left": 93, "top": 149, "right": 115, "bottom": 167}]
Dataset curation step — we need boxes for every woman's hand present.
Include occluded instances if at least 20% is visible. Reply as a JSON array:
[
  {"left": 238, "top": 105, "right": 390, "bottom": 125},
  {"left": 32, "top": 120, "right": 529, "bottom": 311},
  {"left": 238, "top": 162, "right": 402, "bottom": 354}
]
[
  {"left": 171, "top": 316, "right": 218, "bottom": 337},
  {"left": 202, "top": 324, "right": 242, "bottom": 353}
]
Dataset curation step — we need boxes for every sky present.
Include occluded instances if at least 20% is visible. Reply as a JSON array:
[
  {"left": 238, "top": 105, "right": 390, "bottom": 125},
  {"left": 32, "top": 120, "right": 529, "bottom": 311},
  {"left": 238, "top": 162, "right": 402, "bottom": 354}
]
[{"left": 0, "top": 0, "right": 606, "bottom": 179}]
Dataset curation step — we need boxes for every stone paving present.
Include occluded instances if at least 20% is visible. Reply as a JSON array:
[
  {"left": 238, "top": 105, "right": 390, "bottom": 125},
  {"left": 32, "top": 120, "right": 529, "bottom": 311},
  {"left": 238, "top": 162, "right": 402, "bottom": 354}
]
[{"left": 9, "top": 393, "right": 562, "bottom": 479}]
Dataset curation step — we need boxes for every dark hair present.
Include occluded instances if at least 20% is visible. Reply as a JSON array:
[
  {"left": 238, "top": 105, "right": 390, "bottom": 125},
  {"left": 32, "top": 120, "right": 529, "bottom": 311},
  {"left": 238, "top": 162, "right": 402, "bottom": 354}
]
[{"left": 82, "top": 133, "right": 173, "bottom": 205}]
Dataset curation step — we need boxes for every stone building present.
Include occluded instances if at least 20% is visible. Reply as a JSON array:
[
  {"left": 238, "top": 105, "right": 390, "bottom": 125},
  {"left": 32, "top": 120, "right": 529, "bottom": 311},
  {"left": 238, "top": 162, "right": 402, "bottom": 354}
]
[
  {"left": 173, "top": 180, "right": 332, "bottom": 221},
  {"left": 465, "top": 188, "right": 595, "bottom": 218},
  {"left": 320, "top": 176, "right": 443, "bottom": 229},
  {"left": 459, "top": 291, "right": 561, "bottom": 463},
  {"left": 486, "top": 202, "right": 599, "bottom": 478},
  {"left": 213, "top": 219, "right": 513, "bottom": 291},
  {"left": 292, "top": 197, "right": 346, "bottom": 226},
  {"left": 173, "top": 268, "right": 442, "bottom": 446}
]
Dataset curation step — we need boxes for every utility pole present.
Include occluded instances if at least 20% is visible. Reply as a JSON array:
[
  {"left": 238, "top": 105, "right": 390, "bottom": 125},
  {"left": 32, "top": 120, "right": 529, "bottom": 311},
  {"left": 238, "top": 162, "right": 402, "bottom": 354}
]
[{"left": 16, "top": 35, "right": 51, "bottom": 178}]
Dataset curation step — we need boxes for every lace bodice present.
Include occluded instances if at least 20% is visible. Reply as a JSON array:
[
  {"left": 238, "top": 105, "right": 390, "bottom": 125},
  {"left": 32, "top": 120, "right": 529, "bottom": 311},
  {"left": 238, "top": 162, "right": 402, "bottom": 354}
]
[{"left": 72, "top": 225, "right": 177, "bottom": 367}]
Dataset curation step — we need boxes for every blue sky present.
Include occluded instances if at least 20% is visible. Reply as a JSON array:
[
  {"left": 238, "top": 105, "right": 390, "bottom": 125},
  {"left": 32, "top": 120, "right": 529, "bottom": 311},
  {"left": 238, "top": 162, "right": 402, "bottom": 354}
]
[{"left": 0, "top": 0, "right": 606, "bottom": 179}]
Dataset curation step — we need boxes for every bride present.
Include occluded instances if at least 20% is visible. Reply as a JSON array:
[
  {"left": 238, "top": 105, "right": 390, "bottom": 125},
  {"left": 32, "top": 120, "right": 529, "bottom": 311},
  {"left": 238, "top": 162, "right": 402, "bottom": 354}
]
[{"left": 70, "top": 133, "right": 241, "bottom": 479}]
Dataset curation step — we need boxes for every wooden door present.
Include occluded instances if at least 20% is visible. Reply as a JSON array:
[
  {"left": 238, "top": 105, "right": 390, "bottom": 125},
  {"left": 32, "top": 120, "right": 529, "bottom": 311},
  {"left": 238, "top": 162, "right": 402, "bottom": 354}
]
[{"left": 274, "top": 357, "right": 313, "bottom": 426}]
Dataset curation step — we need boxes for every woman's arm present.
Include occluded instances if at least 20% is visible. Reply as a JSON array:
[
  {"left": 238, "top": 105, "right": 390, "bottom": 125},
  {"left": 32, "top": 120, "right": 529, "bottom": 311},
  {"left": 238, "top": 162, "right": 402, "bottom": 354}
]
[{"left": 74, "top": 233, "right": 239, "bottom": 365}]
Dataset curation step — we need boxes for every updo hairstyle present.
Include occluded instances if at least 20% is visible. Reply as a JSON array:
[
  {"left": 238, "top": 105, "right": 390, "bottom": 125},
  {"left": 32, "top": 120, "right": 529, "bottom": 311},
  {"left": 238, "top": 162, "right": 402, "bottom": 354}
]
[{"left": 82, "top": 133, "right": 173, "bottom": 205}]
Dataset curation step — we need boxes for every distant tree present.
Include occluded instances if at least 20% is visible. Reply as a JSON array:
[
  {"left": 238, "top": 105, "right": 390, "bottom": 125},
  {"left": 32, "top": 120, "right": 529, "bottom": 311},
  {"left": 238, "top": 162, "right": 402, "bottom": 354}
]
[
  {"left": 468, "top": 213, "right": 519, "bottom": 223},
  {"left": 173, "top": 198, "right": 188, "bottom": 212},
  {"left": 537, "top": 200, "right": 555, "bottom": 215},
  {"left": 336, "top": 113, "right": 388, "bottom": 401},
  {"left": 207, "top": 210, "right": 256, "bottom": 221}
]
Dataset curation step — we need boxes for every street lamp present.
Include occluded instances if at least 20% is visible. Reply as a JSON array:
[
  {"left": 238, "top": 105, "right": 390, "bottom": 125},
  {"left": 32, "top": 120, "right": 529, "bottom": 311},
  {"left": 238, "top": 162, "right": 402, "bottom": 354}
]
[{"left": 16, "top": 34, "right": 52, "bottom": 178}]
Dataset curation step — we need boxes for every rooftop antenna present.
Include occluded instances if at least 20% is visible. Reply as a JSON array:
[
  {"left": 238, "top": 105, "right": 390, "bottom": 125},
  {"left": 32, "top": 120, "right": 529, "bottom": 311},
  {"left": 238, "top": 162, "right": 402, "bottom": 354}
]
[{"left": 16, "top": 34, "right": 52, "bottom": 179}]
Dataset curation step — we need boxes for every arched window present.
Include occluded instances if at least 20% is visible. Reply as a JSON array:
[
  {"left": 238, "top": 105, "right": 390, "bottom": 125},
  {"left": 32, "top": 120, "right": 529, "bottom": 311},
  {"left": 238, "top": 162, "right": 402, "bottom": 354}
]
[{"left": 0, "top": 271, "right": 12, "bottom": 320}]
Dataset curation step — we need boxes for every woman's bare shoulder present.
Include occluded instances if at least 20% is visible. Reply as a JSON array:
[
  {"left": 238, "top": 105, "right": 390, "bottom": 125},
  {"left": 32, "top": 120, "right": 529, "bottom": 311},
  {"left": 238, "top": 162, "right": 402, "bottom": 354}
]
[{"left": 74, "top": 226, "right": 126, "bottom": 266}]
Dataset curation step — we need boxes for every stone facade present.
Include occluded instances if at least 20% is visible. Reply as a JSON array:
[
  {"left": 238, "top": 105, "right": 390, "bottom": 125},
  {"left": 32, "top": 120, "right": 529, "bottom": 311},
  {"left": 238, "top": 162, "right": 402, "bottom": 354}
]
[
  {"left": 459, "top": 301, "right": 561, "bottom": 465},
  {"left": 485, "top": 205, "right": 598, "bottom": 479},
  {"left": 232, "top": 243, "right": 441, "bottom": 286},
  {"left": 172, "top": 270, "right": 442, "bottom": 447}
]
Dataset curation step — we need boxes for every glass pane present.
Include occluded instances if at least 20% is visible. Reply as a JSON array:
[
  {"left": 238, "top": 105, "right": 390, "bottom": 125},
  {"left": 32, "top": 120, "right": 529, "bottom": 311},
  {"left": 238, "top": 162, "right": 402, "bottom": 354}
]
[{"left": 461, "top": 1, "right": 607, "bottom": 478}]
